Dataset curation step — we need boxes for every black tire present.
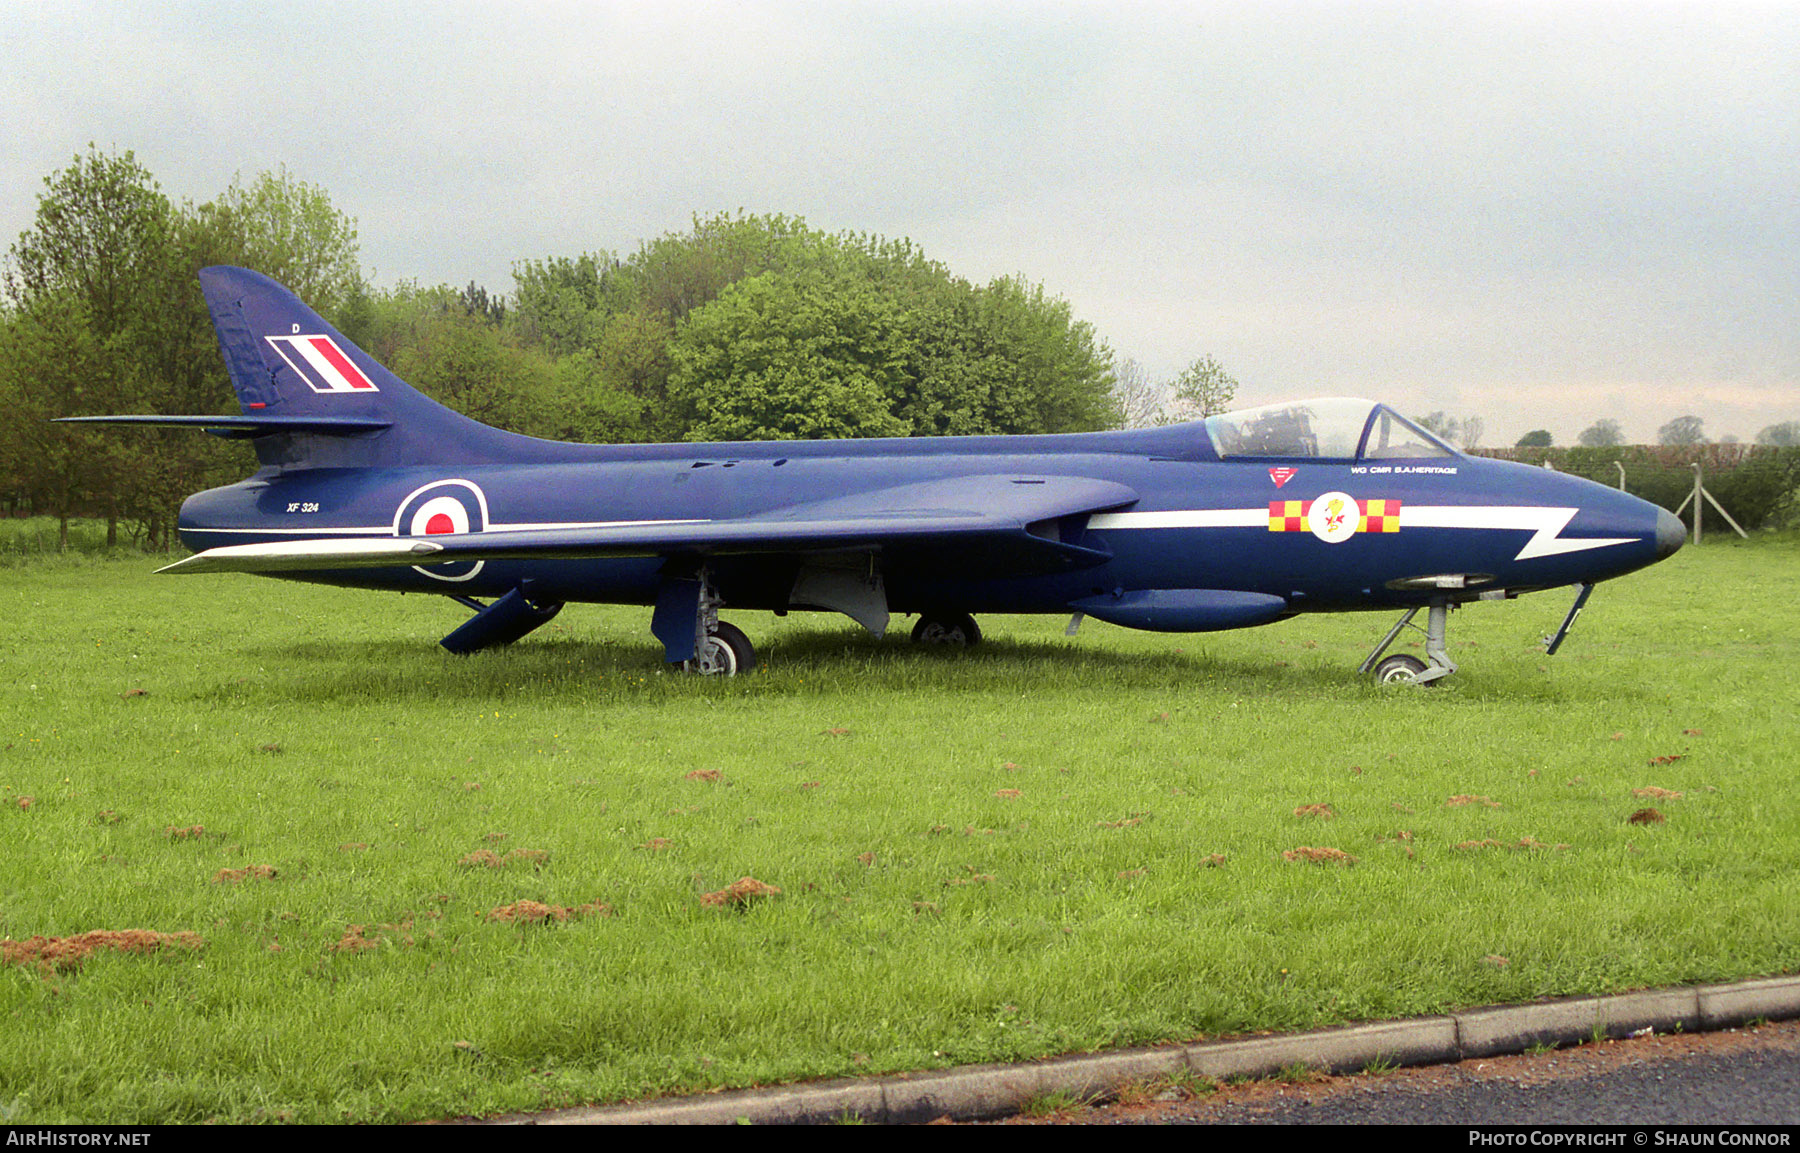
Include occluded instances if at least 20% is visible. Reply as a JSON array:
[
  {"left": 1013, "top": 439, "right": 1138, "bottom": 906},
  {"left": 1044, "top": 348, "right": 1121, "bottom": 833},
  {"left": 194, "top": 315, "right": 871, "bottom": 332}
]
[
  {"left": 712, "top": 620, "right": 756, "bottom": 673},
  {"left": 682, "top": 621, "right": 756, "bottom": 676},
  {"left": 1373, "top": 653, "right": 1429, "bottom": 684},
  {"left": 910, "top": 611, "right": 981, "bottom": 647}
]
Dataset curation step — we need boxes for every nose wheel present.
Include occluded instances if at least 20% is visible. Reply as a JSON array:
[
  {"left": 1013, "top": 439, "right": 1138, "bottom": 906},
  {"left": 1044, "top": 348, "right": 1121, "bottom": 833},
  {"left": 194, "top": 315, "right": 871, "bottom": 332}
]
[
  {"left": 1361, "top": 602, "right": 1457, "bottom": 685},
  {"left": 1371, "top": 653, "right": 1430, "bottom": 684}
]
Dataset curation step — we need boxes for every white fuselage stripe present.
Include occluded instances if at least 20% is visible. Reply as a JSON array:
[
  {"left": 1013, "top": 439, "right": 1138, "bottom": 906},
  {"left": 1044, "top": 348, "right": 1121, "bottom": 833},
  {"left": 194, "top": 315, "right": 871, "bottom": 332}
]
[
  {"left": 197, "top": 519, "right": 710, "bottom": 537},
  {"left": 1090, "top": 506, "right": 1636, "bottom": 562}
]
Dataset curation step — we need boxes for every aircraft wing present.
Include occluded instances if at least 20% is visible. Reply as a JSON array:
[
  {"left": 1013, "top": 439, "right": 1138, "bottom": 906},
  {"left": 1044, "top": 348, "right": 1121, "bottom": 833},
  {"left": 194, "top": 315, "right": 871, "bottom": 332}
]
[{"left": 160, "top": 474, "right": 1137, "bottom": 577}]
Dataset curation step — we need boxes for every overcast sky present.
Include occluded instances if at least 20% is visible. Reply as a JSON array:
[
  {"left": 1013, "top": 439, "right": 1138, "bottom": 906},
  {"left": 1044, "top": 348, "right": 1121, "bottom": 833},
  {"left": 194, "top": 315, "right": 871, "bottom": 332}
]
[{"left": 4, "top": 0, "right": 1796, "bottom": 445}]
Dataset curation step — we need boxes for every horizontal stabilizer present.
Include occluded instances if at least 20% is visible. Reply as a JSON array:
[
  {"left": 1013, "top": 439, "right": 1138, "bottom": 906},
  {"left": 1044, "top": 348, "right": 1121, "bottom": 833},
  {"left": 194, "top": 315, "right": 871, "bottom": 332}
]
[{"left": 58, "top": 415, "right": 392, "bottom": 440}]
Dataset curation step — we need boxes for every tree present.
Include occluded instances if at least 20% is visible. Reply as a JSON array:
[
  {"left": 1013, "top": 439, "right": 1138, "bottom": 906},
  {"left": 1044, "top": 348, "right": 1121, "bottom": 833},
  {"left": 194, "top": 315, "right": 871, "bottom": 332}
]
[
  {"left": 1577, "top": 419, "right": 1625, "bottom": 447},
  {"left": 1516, "top": 429, "right": 1553, "bottom": 447},
  {"left": 365, "top": 282, "right": 557, "bottom": 437},
  {"left": 1755, "top": 421, "right": 1800, "bottom": 447},
  {"left": 1110, "top": 357, "right": 1165, "bottom": 429},
  {"left": 552, "top": 213, "right": 1118, "bottom": 442},
  {"left": 0, "top": 289, "right": 141, "bottom": 547},
  {"left": 1415, "top": 412, "right": 1461, "bottom": 445},
  {"left": 1167, "top": 355, "right": 1238, "bottom": 421},
  {"left": 511, "top": 252, "right": 630, "bottom": 357},
  {"left": 2, "top": 151, "right": 369, "bottom": 547},
  {"left": 903, "top": 273, "right": 1116, "bottom": 436},
  {"left": 632, "top": 211, "right": 815, "bottom": 324},
  {"left": 2, "top": 147, "right": 181, "bottom": 546},
  {"left": 667, "top": 272, "right": 912, "bottom": 441},
  {"left": 1657, "top": 415, "right": 1706, "bottom": 446},
  {"left": 1460, "top": 415, "right": 1485, "bottom": 450},
  {"left": 188, "top": 167, "right": 363, "bottom": 319}
]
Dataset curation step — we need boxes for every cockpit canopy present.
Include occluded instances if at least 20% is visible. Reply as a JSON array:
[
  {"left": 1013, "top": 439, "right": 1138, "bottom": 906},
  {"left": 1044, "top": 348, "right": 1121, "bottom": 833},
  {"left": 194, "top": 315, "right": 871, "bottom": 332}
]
[{"left": 1203, "top": 398, "right": 1457, "bottom": 461}]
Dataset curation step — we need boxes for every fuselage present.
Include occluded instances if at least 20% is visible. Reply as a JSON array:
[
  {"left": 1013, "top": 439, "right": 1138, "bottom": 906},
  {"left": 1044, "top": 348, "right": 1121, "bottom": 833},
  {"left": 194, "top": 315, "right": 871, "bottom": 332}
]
[{"left": 177, "top": 415, "right": 1678, "bottom": 623}]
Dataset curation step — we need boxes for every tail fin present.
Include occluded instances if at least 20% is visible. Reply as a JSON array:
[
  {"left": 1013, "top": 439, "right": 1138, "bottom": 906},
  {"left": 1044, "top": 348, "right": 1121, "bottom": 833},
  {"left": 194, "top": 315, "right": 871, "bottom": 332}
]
[{"left": 200, "top": 266, "right": 532, "bottom": 470}]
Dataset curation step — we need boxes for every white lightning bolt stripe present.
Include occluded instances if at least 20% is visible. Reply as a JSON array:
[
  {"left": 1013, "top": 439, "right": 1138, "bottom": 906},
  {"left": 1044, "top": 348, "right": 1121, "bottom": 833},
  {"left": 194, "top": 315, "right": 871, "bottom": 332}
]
[
  {"left": 1401, "top": 506, "right": 1636, "bottom": 560},
  {"left": 1089, "top": 505, "right": 1637, "bottom": 562}
]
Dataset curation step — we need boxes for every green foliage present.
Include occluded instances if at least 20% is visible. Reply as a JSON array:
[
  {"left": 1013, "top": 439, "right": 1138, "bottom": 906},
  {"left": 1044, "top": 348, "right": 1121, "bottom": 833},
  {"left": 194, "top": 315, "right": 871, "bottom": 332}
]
[
  {"left": 1, "top": 148, "right": 362, "bottom": 545},
  {"left": 1167, "top": 354, "right": 1239, "bottom": 421},
  {"left": 550, "top": 350, "right": 652, "bottom": 445},
  {"left": 366, "top": 282, "right": 558, "bottom": 436},
  {"left": 1110, "top": 354, "right": 1241, "bottom": 430},
  {"left": 669, "top": 272, "right": 912, "bottom": 441},
  {"left": 1516, "top": 429, "right": 1553, "bottom": 448},
  {"left": 188, "top": 167, "right": 363, "bottom": 319},
  {"left": 514, "top": 212, "right": 1120, "bottom": 441},
  {"left": 511, "top": 253, "right": 631, "bottom": 357},
  {"left": 0, "top": 148, "right": 214, "bottom": 547}
]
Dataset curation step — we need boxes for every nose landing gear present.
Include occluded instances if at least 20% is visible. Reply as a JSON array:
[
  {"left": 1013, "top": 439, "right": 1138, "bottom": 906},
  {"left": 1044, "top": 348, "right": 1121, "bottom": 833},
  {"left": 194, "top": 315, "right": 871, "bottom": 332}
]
[{"left": 1361, "top": 601, "right": 1458, "bottom": 685}]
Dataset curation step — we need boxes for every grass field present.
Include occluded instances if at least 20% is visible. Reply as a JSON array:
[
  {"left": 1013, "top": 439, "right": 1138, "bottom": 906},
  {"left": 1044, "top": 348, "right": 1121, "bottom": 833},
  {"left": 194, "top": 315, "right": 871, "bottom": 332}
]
[{"left": 3, "top": 536, "right": 1798, "bottom": 1123}]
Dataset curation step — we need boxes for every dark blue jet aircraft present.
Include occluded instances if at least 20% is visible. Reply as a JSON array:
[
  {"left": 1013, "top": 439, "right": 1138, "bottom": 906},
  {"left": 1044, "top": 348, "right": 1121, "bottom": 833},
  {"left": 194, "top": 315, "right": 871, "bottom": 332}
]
[{"left": 71, "top": 266, "right": 1685, "bottom": 682}]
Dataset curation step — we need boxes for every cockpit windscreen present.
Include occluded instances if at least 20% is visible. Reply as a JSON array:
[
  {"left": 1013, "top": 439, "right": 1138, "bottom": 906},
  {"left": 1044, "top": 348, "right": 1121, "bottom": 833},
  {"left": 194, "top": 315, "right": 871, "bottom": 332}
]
[{"left": 1203, "top": 399, "right": 1456, "bottom": 461}]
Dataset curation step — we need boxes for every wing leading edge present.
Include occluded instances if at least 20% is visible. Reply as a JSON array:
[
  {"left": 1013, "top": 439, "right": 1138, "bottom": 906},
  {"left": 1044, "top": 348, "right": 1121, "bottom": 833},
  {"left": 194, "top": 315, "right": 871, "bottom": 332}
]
[{"left": 160, "top": 474, "right": 1139, "bottom": 577}]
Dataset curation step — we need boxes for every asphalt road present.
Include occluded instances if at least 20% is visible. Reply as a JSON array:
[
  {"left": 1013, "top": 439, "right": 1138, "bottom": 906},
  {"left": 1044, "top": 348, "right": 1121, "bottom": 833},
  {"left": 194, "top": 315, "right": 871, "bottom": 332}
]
[
  {"left": 515, "top": 980, "right": 1800, "bottom": 1125},
  {"left": 1001, "top": 1017, "right": 1800, "bottom": 1126}
]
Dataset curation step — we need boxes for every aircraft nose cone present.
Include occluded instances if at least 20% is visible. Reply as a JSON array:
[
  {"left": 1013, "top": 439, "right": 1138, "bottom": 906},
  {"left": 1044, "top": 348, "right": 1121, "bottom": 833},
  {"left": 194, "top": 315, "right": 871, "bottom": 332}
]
[{"left": 1656, "top": 507, "right": 1686, "bottom": 559}]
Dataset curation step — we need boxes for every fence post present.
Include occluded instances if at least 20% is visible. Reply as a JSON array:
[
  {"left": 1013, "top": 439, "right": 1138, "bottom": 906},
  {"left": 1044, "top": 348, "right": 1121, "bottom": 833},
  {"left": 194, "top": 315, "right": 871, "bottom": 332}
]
[{"left": 1692, "top": 462, "right": 1703, "bottom": 546}]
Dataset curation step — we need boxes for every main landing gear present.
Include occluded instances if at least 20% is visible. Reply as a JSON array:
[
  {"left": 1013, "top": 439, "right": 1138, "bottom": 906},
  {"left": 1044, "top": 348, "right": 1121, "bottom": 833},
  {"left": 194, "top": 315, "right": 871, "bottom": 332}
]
[
  {"left": 1360, "top": 601, "right": 1458, "bottom": 686},
  {"left": 654, "top": 568, "right": 757, "bottom": 676},
  {"left": 683, "top": 620, "right": 756, "bottom": 676}
]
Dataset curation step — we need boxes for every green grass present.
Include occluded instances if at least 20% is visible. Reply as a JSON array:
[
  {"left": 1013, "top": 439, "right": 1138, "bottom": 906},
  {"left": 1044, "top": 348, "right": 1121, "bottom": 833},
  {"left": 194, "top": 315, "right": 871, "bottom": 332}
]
[
  {"left": 0, "top": 516, "right": 136, "bottom": 561},
  {"left": 2, "top": 538, "right": 1798, "bottom": 1123}
]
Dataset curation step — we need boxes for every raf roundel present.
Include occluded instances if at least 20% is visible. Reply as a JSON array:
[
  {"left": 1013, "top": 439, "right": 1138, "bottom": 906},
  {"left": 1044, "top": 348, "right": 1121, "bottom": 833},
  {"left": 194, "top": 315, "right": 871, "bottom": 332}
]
[
  {"left": 394, "top": 480, "right": 488, "bottom": 581},
  {"left": 411, "top": 495, "right": 471, "bottom": 537}
]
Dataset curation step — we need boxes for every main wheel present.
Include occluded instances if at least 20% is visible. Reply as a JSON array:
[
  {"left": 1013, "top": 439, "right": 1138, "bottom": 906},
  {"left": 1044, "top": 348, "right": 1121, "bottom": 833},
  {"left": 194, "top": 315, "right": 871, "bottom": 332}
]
[
  {"left": 1372, "top": 653, "right": 1429, "bottom": 684},
  {"left": 911, "top": 611, "right": 981, "bottom": 647},
  {"left": 682, "top": 621, "right": 757, "bottom": 676}
]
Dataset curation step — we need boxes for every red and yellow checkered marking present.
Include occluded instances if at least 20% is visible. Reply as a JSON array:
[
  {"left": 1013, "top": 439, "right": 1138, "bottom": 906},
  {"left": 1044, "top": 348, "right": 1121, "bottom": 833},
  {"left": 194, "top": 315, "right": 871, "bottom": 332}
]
[
  {"left": 1359, "top": 498, "right": 1402, "bottom": 533},
  {"left": 1268, "top": 498, "right": 1403, "bottom": 533},
  {"left": 1268, "top": 500, "right": 1308, "bottom": 532}
]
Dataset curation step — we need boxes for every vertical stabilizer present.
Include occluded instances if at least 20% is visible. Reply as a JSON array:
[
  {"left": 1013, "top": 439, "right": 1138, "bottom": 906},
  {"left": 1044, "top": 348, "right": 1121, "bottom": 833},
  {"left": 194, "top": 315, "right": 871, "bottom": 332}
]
[{"left": 199, "top": 266, "right": 533, "bottom": 469}]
